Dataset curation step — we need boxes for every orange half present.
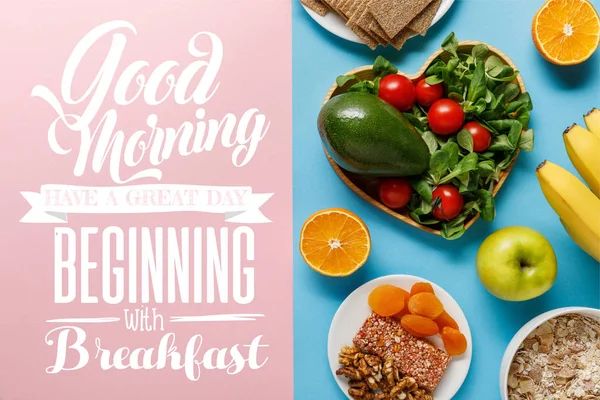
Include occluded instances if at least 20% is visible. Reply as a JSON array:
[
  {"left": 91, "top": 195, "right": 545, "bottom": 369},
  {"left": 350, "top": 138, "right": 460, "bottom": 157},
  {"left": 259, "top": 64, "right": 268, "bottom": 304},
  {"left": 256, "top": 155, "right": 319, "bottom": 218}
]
[
  {"left": 299, "top": 208, "right": 371, "bottom": 277},
  {"left": 532, "top": 0, "right": 600, "bottom": 65}
]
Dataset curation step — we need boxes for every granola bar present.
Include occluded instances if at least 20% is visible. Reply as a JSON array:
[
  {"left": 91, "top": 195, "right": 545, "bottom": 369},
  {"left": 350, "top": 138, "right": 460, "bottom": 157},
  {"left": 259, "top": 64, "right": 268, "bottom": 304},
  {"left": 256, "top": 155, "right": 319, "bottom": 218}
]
[{"left": 353, "top": 313, "right": 451, "bottom": 392}]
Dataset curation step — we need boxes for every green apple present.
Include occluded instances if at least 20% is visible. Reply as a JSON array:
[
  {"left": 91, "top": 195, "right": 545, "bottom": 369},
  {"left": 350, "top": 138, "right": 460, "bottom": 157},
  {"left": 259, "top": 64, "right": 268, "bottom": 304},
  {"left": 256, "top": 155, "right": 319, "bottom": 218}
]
[{"left": 476, "top": 226, "right": 557, "bottom": 301}]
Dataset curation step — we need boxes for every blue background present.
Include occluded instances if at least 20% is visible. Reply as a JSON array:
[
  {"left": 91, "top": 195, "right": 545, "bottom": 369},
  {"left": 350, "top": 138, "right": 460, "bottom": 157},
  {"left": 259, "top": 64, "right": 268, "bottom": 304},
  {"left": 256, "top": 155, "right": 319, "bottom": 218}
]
[{"left": 292, "top": 0, "right": 600, "bottom": 399}]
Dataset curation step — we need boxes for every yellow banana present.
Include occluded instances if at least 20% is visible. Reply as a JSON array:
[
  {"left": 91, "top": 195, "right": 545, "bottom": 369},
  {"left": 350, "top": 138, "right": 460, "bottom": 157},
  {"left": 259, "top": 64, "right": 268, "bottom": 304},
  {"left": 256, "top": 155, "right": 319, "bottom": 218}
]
[
  {"left": 584, "top": 108, "right": 600, "bottom": 137},
  {"left": 560, "top": 218, "right": 600, "bottom": 262},
  {"left": 563, "top": 124, "right": 600, "bottom": 197},
  {"left": 536, "top": 161, "right": 600, "bottom": 262}
]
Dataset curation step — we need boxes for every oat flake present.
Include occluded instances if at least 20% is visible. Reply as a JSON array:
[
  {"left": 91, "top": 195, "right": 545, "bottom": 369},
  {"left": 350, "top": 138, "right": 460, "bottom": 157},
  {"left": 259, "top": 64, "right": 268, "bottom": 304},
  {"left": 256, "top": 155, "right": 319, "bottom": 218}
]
[{"left": 508, "top": 314, "right": 600, "bottom": 400}]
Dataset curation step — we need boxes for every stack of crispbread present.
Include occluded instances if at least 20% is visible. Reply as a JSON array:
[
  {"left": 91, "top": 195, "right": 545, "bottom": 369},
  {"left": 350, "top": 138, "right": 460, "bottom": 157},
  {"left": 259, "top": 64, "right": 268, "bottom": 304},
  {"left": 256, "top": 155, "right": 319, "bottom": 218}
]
[{"left": 301, "top": 0, "right": 442, "bottom": 50}]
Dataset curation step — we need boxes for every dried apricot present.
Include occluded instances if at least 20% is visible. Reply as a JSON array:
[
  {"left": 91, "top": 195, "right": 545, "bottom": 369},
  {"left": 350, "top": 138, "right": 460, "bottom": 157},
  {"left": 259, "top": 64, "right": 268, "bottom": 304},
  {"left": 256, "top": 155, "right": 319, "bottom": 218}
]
[
  {"left": 400, "top": 314, "right": 439, "bottom": 337},
  {"left": 434, "top": 310, "right": 459, "bottom": 331},
  {"left": 410, "top": 282, "right": 434, "bottom": 296},
  {"left": 392, "top": 288, "right": 411, "bottom": 319},
  {"left": 441, "top": 327, "right": 467, "bottom": 356},
  {"left": 408, "top": 292, "right": 444, "bottom": 319},
  {"left": 368, "top": 285, "right": 405, "bottom": 317}
]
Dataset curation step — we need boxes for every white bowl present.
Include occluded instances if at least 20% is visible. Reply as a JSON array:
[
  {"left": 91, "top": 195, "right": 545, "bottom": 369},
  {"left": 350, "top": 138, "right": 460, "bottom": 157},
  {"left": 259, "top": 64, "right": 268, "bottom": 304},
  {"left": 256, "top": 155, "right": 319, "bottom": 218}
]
[{"left": 499, "top": 307, "right": 600, "bottom": 399}]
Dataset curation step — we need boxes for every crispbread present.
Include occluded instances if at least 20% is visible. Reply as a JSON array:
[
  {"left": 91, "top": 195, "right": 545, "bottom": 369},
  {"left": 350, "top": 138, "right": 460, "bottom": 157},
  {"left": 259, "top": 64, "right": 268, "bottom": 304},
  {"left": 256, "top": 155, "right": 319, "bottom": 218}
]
[
  {"left": 369, "top": 0, "right": 433, "bottom": 39},
  {"left": 321, "top": 0, "right": 339, "bottom": 12},
  {"left": 346, "top": 0, "right": 383, "bottom": 46},
  {"left": 348, "top": 0, "right": 369, "bottom": 23},
  {"left": 335, "top": 0, "right": 347, "bottom": 14},
  {"left": 338, "top": 0, "right": 356, "bottom": 20},
  {"left": 369, "top": 19, "right": 392, "bottom": 41},
  {"left": 346, "top": 0, "right": 368, "bottom": 24},
  {"left": 351, "top": 1, "right": 390, "bottom": 46},
  {"left": 301, "top": 0, "right": 329, "bottom": 16},
  {"left": 344, "top": 0, "right": 362, "bottom": 21},
  {"left": 390, "top": 28, "right": 413, "bottom": 50},
  {"left": 407, "top": 0, "right": 441, "bottom": 36},
  {"left": 369, "top": 19, "right": 418, "bottom": 44},
  {"left": 349, "top": 25, "right": 378, "bottom": 50},
  {"left": 354, "top": 3, "right": 377, "bottom": 32},
  {"left": 300, "top": 0, "right": 442, "bottom": 49}
]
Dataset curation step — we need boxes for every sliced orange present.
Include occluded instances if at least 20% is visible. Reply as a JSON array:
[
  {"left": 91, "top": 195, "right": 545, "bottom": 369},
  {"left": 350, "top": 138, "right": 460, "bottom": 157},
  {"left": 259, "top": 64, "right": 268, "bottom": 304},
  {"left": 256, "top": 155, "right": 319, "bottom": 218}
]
[
  {"left": 532, "top": 0, "right": 600, "bottom": 65},
  {"left": 299, "top": 208, "right": 371, "bottom": 277}
]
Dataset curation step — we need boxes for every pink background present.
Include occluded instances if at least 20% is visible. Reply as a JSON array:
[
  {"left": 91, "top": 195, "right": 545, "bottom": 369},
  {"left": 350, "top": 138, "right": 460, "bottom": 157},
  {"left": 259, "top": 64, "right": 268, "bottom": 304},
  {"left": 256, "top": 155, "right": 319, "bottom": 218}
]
[{"left": 0, "top": 1, "right": 292, "bottom": 399}]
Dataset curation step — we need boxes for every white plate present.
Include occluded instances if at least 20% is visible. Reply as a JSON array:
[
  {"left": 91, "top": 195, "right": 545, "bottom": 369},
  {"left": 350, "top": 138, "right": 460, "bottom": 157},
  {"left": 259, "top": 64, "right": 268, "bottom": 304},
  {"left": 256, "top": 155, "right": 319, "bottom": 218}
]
[
  {"left": 328, "top": 274, "right": 472, "bottom": 400},
  {"left": 302, "top": 0, "right": 456, "bottom": 45}
]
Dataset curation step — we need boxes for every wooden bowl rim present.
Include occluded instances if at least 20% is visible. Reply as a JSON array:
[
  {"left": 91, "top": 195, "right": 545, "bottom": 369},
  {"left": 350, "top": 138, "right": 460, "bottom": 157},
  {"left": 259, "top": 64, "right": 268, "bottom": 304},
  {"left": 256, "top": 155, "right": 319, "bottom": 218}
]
[{"left": 320, "top": 40, "right": 527, "bottom": 237}]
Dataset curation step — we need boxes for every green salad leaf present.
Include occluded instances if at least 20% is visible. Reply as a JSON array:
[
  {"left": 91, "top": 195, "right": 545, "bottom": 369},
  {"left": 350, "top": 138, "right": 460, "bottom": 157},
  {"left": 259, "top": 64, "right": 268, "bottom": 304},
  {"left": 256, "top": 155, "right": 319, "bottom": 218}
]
[
  {"left": 336, "top": 75, "right": 358, "bottom": 87},
  {"left": 347, "top": 81, "right": 374, "bottom": 93},
  {"left": 519, "top": 129, "right": 534, "bottom": 151},
  {"left": 457, "top": 129, "right": 474, "bottom": 152},
  {"left": 373, "top": 56, "right": 399, "bottom": 78},
  {"left": 441, "top": 32, "right": 459, "bottom": 57},
  {"left": 467, "top": 61, "right": 487, "bottom": 103},
  {"left": 477, "top": 189, "right": 496, "bottom": 222},
  {"left": 421, "top": 130, "right": 439, "bottom": 154},
  {"left": 472, "top": 44, "right": 489, "bottom": 62},
  {"left": 426, "top": 75, "right": 445, "bottom": 85},
  {"left": 412, "top": 179, "right": 433, "bottom": 203}
]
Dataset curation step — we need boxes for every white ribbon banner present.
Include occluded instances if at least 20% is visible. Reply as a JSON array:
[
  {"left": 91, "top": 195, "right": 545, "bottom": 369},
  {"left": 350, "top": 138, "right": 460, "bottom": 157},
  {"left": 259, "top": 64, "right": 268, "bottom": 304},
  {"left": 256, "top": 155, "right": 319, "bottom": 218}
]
[{"left": 20, "top": 184, "right": 273, "bottom": 224}]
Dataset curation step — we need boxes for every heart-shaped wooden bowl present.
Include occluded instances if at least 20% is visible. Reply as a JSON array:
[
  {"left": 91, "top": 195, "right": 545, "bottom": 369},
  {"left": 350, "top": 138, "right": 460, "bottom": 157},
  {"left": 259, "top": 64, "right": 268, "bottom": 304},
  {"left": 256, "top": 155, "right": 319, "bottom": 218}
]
[{"left": 321, "top": 41, "right": 527, "bottom": 236}]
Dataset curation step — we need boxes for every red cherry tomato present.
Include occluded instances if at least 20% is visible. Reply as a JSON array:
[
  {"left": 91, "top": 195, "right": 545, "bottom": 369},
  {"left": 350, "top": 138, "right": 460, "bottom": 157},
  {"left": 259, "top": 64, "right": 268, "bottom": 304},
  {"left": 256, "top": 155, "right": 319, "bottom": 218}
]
[
  {"left": 379, "top": 179, "right": 413, "bottom": 209},
  {"left": 428, "top": 99, "right": 465, "bottom": 136},
  {"left": 463, "top": 121, "right": 492, "bottom": 152},
  {"left": 378, "top": 75, "right": 416, "bottom": 112},
  {"left": 432, "top": 185, "right": 464, "bottom": 220},
  {"left": 415, "top": 79, "right": 443, "bottom": 107}
]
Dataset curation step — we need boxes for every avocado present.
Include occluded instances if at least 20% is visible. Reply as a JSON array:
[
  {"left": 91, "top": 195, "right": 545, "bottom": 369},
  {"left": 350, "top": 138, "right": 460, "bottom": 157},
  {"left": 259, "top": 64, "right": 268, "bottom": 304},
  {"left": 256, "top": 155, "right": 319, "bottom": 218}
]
[{"left": 318, "top": 92, "right": 430, "bottom": 177}]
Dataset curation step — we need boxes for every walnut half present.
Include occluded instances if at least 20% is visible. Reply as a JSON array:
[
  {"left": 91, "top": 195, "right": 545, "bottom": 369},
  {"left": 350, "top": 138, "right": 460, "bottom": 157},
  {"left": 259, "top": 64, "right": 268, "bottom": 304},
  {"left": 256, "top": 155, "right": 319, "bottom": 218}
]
[{"left": 337, "top": 347, "right": 433, "bottom": 400}]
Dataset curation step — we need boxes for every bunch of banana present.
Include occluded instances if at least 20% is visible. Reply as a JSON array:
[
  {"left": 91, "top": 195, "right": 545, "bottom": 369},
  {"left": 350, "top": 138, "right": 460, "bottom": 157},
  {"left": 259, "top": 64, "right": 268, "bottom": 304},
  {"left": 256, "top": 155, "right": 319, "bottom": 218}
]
[{"left": 536, "top": 108, "right": 600, "bottom": 262}]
